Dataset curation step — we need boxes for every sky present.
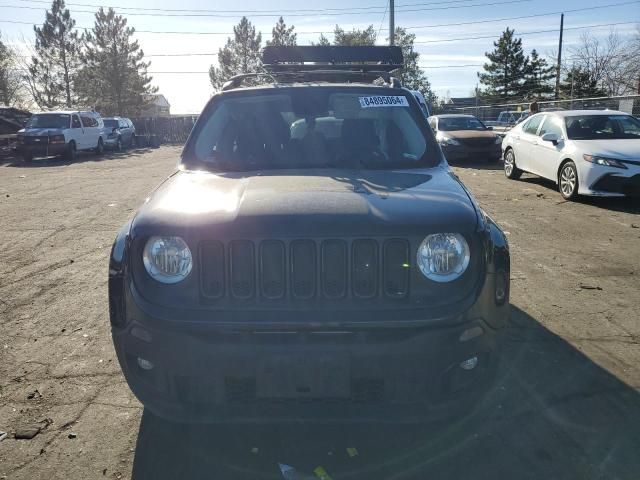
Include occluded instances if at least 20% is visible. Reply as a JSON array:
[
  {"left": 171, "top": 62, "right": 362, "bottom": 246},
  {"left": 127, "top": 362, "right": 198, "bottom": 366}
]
[{"left": 1, "top": 0, "right": 638, "bottom": 113}]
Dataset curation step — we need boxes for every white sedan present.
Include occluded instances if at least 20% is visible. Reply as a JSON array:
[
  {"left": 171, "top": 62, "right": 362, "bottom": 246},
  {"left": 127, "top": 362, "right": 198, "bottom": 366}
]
[{"left": 501, "top": 110, "right": 640, "bottom": 200}]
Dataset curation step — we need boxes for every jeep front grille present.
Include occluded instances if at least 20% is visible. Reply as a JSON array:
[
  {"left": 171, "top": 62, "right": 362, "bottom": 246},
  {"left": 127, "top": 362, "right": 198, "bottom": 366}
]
[{"left": 199, "top": 238, "right": 410, "bottom": 302}]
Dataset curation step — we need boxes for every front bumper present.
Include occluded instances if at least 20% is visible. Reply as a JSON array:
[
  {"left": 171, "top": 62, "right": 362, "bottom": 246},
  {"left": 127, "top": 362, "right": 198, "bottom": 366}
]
[
  {"left": 17, "top": 143, "right": 67, "bottom": 158},
  {"left": 441, "top": 143, "right": 502, "bottom": 161},
  {"left": 589, "top": 173, "right": 640, "bottom": 197},
  {"left": 112, "top": 275, "right": 508, "bottom": 423},
  {"left": 104, "top": 136, "right": 119, "bottom": 147}
]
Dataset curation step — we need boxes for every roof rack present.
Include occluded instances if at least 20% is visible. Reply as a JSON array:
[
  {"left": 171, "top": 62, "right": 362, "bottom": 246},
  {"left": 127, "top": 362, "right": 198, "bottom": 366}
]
[
  {"left": 221, "top": 46, "right": 404, "bottom": 91},
  {"left": 263, "top": 46, "right": 403, "bottom": 72}
]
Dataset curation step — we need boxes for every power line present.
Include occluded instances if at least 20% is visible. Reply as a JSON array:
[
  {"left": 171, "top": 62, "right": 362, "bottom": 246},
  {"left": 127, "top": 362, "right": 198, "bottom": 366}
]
[
  {"left": 376, "top": 2, "right": 389, "bottom": 41},
  {"left": 404, "top": 0, "right": 640, "bottom": 29},
  {"left": 0, "top": 0, "right": 535, "bottom": 18},
  {"left": 1, "top": 0, "right": 637, "bottom": 35},
  {"left": 11, "top": 0, "right": 515, "bottom": 14},
  {"left": 413, "top": 21, "right": 639, "bottom": 44}
]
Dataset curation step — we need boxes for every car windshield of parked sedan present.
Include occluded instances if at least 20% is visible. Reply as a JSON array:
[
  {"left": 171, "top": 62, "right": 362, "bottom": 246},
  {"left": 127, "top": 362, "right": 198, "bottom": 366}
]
[
  {"left": 26, "top": 114, "right": 70, "bottom": 129},
  {"left": 565, "top": 114, "right": 640, "bottom": 140},
  {"left": 187, "top": 88, "right": 436, "bottom": 171},
  {"left": 438, "top": 116, "right": 487, "bottom": 131},
  {"left": 103, "top": 119, "right": 119, "bottom": 128}
]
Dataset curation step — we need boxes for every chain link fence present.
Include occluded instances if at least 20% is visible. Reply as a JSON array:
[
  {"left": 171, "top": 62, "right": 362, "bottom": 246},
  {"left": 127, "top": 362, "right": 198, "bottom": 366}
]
[
  {"left": 130, "top": 115, "right": 199, "bottom": 146},
  {"left": 442, "top": 95, "right": 640, "bottom": 127}
]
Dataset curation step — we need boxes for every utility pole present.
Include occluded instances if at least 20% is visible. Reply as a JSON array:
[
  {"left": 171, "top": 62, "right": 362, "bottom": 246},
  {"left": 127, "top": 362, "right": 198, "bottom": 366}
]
[
  {"left": 389, "top": 0, "right": 395, "bottom": 46},
  {"left": 554, "top": 13, "right": 564, "bottom": 100}
]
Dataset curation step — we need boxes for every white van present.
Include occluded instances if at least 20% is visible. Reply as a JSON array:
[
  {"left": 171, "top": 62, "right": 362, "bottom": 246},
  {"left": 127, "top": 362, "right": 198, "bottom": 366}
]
[{"left": 17, "top": 110, "right": 107, "bottom": 162}]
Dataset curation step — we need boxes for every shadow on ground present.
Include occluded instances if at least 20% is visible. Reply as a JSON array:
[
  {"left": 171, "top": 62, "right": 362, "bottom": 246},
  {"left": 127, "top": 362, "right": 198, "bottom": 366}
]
[
  {"left": 0, "top": 148, "right": 154, "bottom": 167},
  {"left": 518, "top": 175, "right": 640, "bottom": 213},
  {"left": 448, "top": 158, "right": 503, "bottom": 171},
  {"left": 131, "top": 311, "right": 640, "bottom": 480}
]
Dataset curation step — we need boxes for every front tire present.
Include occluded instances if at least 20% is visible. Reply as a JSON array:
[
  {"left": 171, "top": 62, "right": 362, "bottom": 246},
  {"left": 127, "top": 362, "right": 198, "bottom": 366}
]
[
  {"left": 503, "top": 149, "right": 522, "bottom": 179},
  {"left": 65, "top": 141, "right": 76, "bottom": 161},
  {"left": 95, "top": 137, "right": 104, "bottom": 155},
  {"left": 559, "top": 161, "right": 579, "bottom": 200},
  {"left": 22, "top": 153, "right": 33, "bottom": 163},
  {"left": 116, "top": 137, "right": 122, "bottom": 152}
]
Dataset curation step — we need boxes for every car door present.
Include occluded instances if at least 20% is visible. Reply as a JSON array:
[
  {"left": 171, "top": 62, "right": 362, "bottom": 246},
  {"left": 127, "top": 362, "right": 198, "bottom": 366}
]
[
  {"left": 70, "top": 114, "right": 86, "bottom": 149},
  {"left": 515, "top": 114, "right": 544, "bottom": 173},
  {"left": 79, "top": 113, "right": 97, "bottom": 149},
  {"left": 529, "top": 115, "right": 565, "bottom": 181}
]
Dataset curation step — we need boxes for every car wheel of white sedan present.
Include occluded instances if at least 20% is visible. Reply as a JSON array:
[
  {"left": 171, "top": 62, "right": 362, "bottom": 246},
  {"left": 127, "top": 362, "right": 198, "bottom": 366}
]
[
  {"left": 559, "top": 161, "right": 579, "bottom": 201},
  {"left": 503, "top": 149, "right": 522, "bottom": 180}
]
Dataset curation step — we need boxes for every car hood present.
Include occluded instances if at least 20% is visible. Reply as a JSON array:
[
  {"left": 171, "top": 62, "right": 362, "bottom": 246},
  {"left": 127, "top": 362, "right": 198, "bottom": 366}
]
[
  {"left": 573, "top": 139, "right": 640, "bottom": 160},
  {"left": 441, "top": 130, "right": 498, "bottom": 139},
  {"left": 131, "top": 168, "right": 479, "bottom": 238},
  {"left": 21, "top": 128, "right": 64, "bottom": 136}
]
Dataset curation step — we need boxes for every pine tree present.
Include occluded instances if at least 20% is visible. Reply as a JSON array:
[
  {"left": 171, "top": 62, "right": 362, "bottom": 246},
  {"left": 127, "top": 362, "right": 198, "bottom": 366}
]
[
  {"left": 266, "top": 17, "right": 296, "bottom": 47},
  {"left": 77, "top": 8, "right": 156, "bottom": 116},
  {"left": 27, "top": 0, "right": 80, "bottom": 108},
  {"left": 209, "top": 17, "right": 262, "bottom": 91},
  {"left": 523, "top": 49, "right": 555, "bottom": 98},
  {"left": 332, "top": 25, "right": 377, "bottom": 46},
  {"left": 393, "top": 27, "right": 436, "bottom": 105},
  {"left": 478, "top": 28, "right": 529, "bottom": 99},
  {"left": 313, "top": 34, "right": 331, "bottom": 46},
  {"left": 559, "top": 67, "right": 606, "bottom": 98}
]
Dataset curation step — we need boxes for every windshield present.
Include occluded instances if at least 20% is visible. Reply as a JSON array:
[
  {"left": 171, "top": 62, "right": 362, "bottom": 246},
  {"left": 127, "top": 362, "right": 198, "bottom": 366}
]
[
  {"left": 186, "top": 88, "right": 436, "bottom": 171},
  {"left": 438, "top": 116, "right": 487, "bottom": 131},
  {"left": 565, "top": 114, "right": 640, "bottom": 140},
  {"left": 26, "top": 114, "right": 70, "bottom": 129},
  {"left": 103, "top": 119, "right": 118, "bottom": 128}
]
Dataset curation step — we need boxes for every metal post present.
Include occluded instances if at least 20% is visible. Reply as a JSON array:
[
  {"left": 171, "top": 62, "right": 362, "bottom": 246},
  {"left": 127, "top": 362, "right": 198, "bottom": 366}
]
[
  {"left": 555, "top": 13, "right": 564, "bottom": 100},
  {"left": 389, "top": 0, "right": 395, "bottom": 46}
]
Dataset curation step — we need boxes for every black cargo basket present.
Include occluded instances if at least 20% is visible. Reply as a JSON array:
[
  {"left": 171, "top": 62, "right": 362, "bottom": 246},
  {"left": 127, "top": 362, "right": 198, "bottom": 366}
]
[
  {"left": 262, "top": 46, "right": 403, "bottom": 72},
  {"left": 222, "top": 46, "right": 404, "bottom": 91}
]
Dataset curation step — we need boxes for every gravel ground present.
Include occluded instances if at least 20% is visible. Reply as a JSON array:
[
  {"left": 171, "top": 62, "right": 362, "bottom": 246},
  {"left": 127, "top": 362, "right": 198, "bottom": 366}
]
[{"left": 1, "top": 148, "right": 639, "bottom": 480}]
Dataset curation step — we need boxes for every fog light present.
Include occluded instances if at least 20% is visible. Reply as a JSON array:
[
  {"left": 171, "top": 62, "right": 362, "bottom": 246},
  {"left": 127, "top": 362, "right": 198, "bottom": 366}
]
[
  {"left": 137, "top": 357, "right": 154, "bottom": 370},
  {"left": 460, "top": 356, "right": 478, "bottom": 371}
]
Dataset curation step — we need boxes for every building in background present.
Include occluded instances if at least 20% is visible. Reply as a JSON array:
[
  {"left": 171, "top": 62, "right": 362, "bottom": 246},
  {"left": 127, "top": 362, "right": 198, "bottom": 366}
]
[{"left": 141, "top": 94, "right": 171, "bottom": 118}]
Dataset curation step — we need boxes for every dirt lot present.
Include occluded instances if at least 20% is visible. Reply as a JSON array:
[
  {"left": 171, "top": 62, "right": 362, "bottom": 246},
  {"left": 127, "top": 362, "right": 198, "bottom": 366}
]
[{"left": 1, "top": 148, "right": 639, "bottom": 480}]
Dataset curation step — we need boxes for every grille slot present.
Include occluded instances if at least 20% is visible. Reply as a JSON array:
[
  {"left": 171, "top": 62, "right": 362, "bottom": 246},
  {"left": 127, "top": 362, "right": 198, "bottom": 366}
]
[
  {"left": 290, "top": 240, "right": 317, "bottom": 299},
  {"left": 200, "top": 238, "right": 413, "bottom": 302},
  {"left": 352, "top": 239, "right": 378, "bottom": 298},
  {"left": 230, "top": 240, "right": 255, "bottom": 299},
  {"left": 322, "top": 240, "right": 347, "bottom": 299},
  {"left": 200, "top": 241, "right": 225, "bottom": 298},
  {"left": 383, "top": 239, "right": 410, "bottom": 298},
  {"left": 260, "top": 240, "right": 286, "bottom": 299}
]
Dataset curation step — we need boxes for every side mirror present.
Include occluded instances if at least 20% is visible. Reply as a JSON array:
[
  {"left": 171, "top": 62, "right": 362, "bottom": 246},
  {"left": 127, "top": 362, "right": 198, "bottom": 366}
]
[
  {"left": 541, "top": 133, "right": 560, "bottom": 145},
  {"left": 486, "top": 126, "right": 493, "bottom": 131},
  {"left": 112, "top": 127, "right": 118, "bottom": 132}
]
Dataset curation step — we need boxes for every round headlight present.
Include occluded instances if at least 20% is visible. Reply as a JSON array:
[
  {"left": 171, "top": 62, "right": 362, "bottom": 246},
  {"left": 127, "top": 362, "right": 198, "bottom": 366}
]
[
  {"left": 417, "top": 233, "right": 470, "bottom": 282},
  {"left": 143, "top": 236, "right": 192, "bottom": 284}
]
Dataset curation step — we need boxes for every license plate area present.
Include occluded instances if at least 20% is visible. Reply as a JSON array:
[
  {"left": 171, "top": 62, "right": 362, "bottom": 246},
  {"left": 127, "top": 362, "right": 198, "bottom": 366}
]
[{"left": 256, "top": 354, "right": 350, "bottom": 399}]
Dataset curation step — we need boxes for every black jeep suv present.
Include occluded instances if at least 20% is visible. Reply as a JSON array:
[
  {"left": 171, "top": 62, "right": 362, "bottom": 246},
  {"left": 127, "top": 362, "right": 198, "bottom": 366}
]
[{"left": 109, "top": 47, "right": 510, "bottom": 423}]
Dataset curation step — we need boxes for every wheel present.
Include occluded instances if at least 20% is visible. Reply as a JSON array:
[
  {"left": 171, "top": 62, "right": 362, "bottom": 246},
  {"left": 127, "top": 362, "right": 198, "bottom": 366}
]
[
  {"left": 116, "top": 137, "right": 122, "bottom": 152},
  {"left": 22, "top": 153, "right": 33, "bottom": 163},
  {"left": 95, "top": 137, "right": 104, "bottom": 155},
  {"left": 503, "top": 149, "right": 522, "bottom": 179},
  {"left": 130, "top": 134, "right": 136, "bottom": 149},
  {"left": 559, "top": 161, "right": 579, "bottom": 200},
  {"left": 65, "top": 141, "right": 76, "bottom": 161}
]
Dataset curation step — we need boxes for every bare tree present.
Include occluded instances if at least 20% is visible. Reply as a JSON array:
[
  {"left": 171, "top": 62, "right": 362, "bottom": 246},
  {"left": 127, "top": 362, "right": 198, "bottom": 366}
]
[
  {"left": 0, "top": 32, "right": 25, "bottom": 107},
  {"left": 568, "top": 30, "right": 633, "bottom": 96}
]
